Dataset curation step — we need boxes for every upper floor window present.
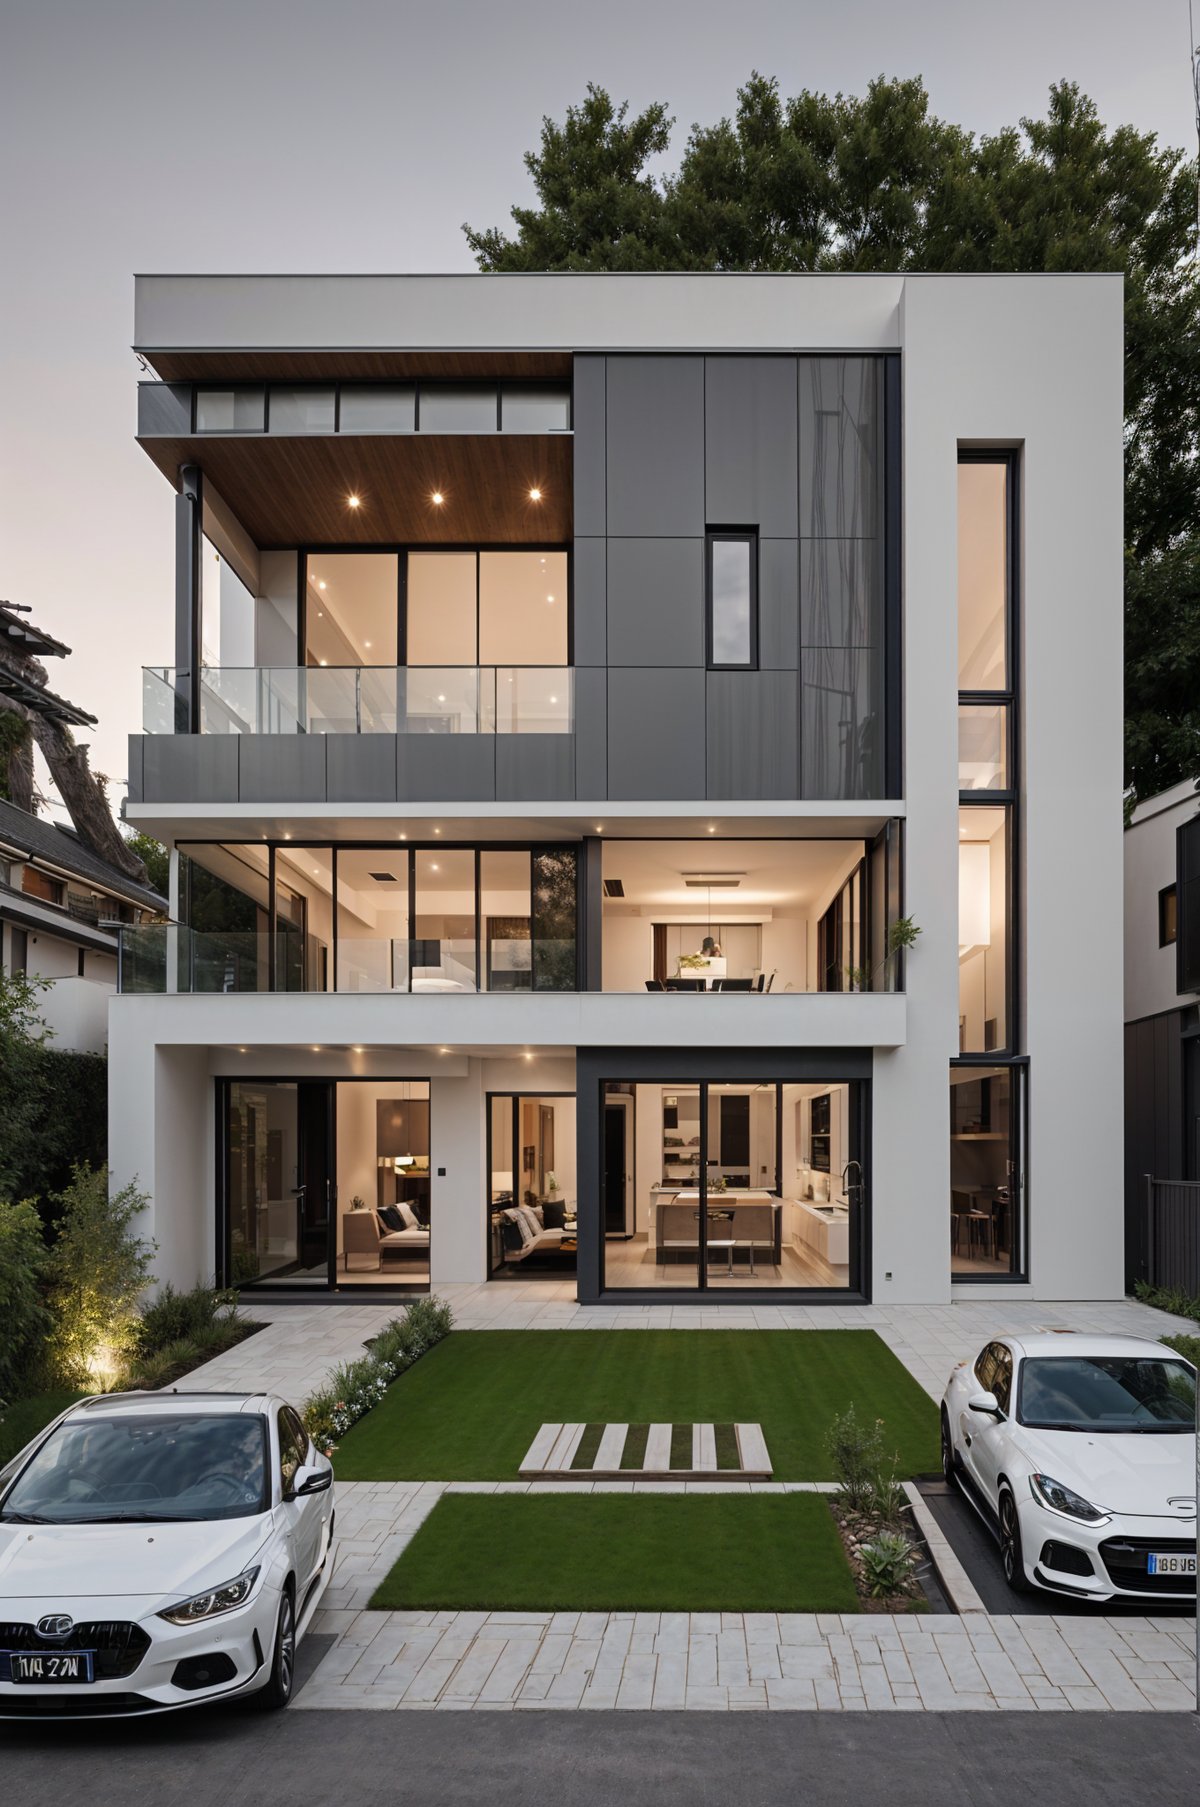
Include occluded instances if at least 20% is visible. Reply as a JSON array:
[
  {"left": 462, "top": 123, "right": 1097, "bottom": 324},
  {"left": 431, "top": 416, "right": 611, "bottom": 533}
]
[
  {"left": 192, "top": 381, "right": 570, "bottom": 437},
  {"left": 21, "top": 866, "right": 65, "bottom": 908},
  {"left": 406, "top": 550, "right": 569, "bottom": 668},
  {"left": 707, "top": 531, "right": 758, "bottom": 670},
  {"left": 957, "top": 460, "right": 1010, "bottom": 692},
  {"left": 1159, "top": 883, "right": 1177, "bottom": 948}
]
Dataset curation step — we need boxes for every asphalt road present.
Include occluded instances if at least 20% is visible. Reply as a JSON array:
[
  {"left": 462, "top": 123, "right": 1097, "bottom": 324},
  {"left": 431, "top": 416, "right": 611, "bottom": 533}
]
[{"left": 2, "top": 1704, "right": 1200, "bottom": 1807}]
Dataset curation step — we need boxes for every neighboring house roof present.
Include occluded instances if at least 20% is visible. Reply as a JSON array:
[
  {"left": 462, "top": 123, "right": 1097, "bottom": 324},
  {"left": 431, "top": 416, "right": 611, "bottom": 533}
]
[
  {"left": 0, "top": 601, "right": 71, "bottom": 660},
  {"left": 0, "top": 798, "right": 167, "bottom": 915}
]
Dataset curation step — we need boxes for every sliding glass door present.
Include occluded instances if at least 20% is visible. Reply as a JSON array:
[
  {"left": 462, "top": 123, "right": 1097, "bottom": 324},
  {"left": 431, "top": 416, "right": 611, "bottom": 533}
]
[{"left": 222, "top": 1079, "right": 333, "bottom": 1287}]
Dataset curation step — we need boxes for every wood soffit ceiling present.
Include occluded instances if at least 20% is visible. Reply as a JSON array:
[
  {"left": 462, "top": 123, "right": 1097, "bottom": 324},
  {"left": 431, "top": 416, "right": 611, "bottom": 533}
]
[
  {"left": 137, "top": 432, "right": 574, "bottom": 545},
  {"left": 139, "top": 350, "right": 574, "bottom": 382}
]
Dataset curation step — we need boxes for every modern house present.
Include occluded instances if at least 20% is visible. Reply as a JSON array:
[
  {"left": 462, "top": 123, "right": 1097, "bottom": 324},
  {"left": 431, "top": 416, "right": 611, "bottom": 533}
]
[
  {"left": 111, "top": 271, "right": 1124, "bottom": 1304},
  {"left": 1124, "top": 776, "right": 1200, "bottom": 1287}
]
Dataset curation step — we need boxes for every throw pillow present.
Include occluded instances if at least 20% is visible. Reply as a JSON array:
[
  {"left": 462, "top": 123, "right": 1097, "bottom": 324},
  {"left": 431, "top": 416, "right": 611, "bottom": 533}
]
[
  {"left": 503, "top": 1206, "right": 535, "bottom": 1246},
  {"left": 397, "top": 1200, "right": 420, "bottom": 1231},
  {"left": 379, "top": 1206, "right": 404, "bottom": 1233},
  {"left": 517, "top": 1204, "right": 542, "bottom": 1241},
  {"left": 542, "top": 1199, "right": 565, "bottom": 1230},
  {"left": 532, "top": 1204, "right": 545, "bottom": 1227}
]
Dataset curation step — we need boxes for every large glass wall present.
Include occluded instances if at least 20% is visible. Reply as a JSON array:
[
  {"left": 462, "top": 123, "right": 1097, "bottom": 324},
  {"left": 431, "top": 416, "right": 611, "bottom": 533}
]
[
  {"left": 958, "top": 807, "right": 1008, "bottom": 1052},
  {"left": 173, "top": 842, "right": 579, "bottom": 994},
  {"left": 600, "top": 1079, "right": 858, "bottom": 1292},
  {"left": 488, "top": 1094, "right": 577, "bottom": 1281},
  {"left": 224, "top": 1078, "right": 431, "bottom": 1291},
  {"left": 305, "top": 554, "right": 399, "bottom": 669}
]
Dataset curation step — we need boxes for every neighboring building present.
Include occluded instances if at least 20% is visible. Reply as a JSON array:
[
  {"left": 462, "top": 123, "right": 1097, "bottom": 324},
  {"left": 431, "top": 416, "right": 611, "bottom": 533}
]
[
  {"left": 0, "top": 796, "right": 166, "bottom": 1052},
  {"left": 111, "top": 271, "right": 1124, "bottom": 1304},
  {"left": 1123, "top": 776, "right": 1200, "bottom": 1284}
]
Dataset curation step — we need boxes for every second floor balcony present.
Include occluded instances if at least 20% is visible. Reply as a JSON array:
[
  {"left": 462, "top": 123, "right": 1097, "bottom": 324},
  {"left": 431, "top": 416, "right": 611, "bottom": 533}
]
[{"left": 144, "top": 665, "right": 573, "bottom": 737}]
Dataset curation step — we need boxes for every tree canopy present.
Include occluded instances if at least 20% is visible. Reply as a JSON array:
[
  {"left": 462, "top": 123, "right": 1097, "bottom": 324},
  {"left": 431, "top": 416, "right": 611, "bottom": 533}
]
[{"left": 465, "top": 75, "right": 1200, "bottom": 802}]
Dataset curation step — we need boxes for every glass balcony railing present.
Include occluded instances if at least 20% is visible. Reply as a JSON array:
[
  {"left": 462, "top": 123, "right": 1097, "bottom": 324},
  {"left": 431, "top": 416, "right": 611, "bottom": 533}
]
[{"left": 142, "top": 668, "right": 573, "bottom": 735}]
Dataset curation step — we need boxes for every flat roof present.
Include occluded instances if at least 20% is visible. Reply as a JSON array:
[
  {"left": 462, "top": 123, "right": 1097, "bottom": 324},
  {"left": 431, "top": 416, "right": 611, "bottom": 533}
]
[{"left": 134, "top": 270, "right": 1123, "bottom": 380}]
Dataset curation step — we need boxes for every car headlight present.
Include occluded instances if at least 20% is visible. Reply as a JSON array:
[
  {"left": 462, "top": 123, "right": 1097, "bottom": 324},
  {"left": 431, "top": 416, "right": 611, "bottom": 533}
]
[
  {"left": 158, "top": 1566, "right": 260, "bottom": 1625},
  {"left": 1029, "top": 1474, "right": 1110, "bottom": 1526}
]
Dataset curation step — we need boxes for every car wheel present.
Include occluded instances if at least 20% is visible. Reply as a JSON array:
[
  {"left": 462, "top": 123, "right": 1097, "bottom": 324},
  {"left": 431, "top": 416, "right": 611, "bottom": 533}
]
[
  {"left": 940, "top": 1409, "right": 959, "bottom": 1484},
  {"left": 256, "top": 1585, "right": 296, "bottom": 1710},
  {"left": 998, "top": 1490, "right": 1030, "bottom": 1594}
]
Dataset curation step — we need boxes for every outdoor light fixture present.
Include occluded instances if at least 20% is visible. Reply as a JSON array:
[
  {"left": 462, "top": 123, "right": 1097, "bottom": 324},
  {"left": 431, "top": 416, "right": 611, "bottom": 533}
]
[
  {"left": 347, "top": 494, "right": 361, "bottom": 509},
  {"left": 529, "top": 487, "right": 542, "bottom": 501},
  {"left": 431, "top": 491, "right": 444, "bottom": 506}
]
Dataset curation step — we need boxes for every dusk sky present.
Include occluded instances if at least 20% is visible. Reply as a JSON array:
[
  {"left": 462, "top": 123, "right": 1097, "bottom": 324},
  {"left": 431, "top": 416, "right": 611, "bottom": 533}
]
[{"left": 2, "top": 0, "right": 1195, "bottom": 809}]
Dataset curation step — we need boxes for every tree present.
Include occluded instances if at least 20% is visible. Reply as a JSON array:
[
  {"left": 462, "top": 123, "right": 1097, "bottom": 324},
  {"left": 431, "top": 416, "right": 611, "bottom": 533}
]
[
  {"left": 122, "top": 829, "right": 169, "bottom": 899},
  {"left": 467, "top": 75, "right": 1200, "bottom": 802}
]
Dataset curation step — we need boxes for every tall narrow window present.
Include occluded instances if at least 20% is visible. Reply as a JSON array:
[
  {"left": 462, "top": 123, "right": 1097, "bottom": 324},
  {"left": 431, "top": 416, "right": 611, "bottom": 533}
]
[{"left": 707, "top": 531, "right": 757, "bottom": 669}]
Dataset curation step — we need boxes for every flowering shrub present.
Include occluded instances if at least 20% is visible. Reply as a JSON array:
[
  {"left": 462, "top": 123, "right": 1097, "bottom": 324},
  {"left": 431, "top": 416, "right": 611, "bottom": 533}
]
[{"left": 304, "top": 1296, "right": 453, "bottom": 1454}]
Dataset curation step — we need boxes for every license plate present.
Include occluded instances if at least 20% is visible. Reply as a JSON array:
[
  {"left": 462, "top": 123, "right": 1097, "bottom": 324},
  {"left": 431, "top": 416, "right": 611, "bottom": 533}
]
[
  {"left": 1147, "top": 1552, "right": 1197, "bottom": 1576},
  {"left": 5, "top": 1651, "right": 95, "bottom": 1684}
]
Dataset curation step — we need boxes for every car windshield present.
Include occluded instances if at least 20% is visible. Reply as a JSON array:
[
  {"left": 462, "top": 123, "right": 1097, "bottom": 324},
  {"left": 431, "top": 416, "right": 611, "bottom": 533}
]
[
  {"left": 0, "top": 1412, "right": 269, "bottom": 1524},
  {"left": 1018, "top": 1355, "right": 1196, "bottom": 1433}
]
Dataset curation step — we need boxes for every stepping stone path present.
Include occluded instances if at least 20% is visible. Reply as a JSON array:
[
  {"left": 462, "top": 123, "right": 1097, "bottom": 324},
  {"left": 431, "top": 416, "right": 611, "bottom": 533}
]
[{"left": 519, "top": 1421, "right": 771, "bottom": 1479}]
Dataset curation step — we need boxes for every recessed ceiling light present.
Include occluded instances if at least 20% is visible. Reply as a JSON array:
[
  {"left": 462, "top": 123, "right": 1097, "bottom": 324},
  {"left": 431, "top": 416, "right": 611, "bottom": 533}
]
[
  {"left": 431, "top": 491, "right": 444, "bottom": 506},
  {"left": 283, "top": 832, "right": 291, "bottom": 840},
  {"left": 347, "top": 494, "right": 361, "bottom": 509},
  {"left": 529, "top": 487, "right": 542, "bottom": 501},
  {"left": 318, "top": 580, "right": 327, "bottom": 591},
  {"left": 317, "top": 611, "right": 324, "bottom": 618},
  {"left": 547, "top": 594, "right": 555, "bottom": 603},
  {"left": 524, "top": 1051, "right": 534, "bottom": 1061},
  {"left": 549, "top": 695, "right": 558, "bottom": 704},
  {"left": 433, "top": 827, "right": 441, "bottom": 835},
  {"left": 431, "top": 863, "right": 439, "bottom": 871},
  {"left": 353, "top": 1045, "right": 364, "bottom": 1053},
  {"left": 437, "top": 693, "right": 446, "bottom": 703},
  {"left": 399, "top": 832, "right": 407, "bottom": 840},
  {"left": 708, "top": 825, "right": 717, "bottom": 834},
  {"left": 319, "top": 658, "right": 328, "bottom": 666},
  {"left": 595, "top": 825, "right": 603, "bottom": 833},
  {"left": 364, "top": 640, "right": 372, "bottom": 648},
  {"left": 312, "top": 1045, "right": 321, "bottom": 1052}
]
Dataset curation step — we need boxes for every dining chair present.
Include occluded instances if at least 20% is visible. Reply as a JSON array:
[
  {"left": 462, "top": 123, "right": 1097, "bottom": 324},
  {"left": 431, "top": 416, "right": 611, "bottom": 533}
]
[
  {"left": 644, "top": 979, "right": 665, "bottom": 991},
  {"left": 715, "top": 977, "right": 753, "bottom": 991},
  {"left": 665, "top": 978, "right": 704, "bottom": 991}
]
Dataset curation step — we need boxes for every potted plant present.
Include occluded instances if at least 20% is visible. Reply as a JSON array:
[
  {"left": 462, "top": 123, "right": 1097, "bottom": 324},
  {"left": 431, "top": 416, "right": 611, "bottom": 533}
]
[
  {"left": 844, "top": 917, "right": 922, "bottom": 993},
  {"left": 676, "top": 952, "right": 708, "bottom": 973}
]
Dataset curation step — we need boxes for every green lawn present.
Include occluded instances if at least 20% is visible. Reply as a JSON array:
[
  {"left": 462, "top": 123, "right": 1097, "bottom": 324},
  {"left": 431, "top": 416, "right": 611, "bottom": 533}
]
[
  {"left": 0, "top": 1390, "right": 84, "bottom": 1468},
  {"left": 370, "top": 1493, "right": 859, "bottom": 1613},
  {"left": 332, "top": 1329, "right": 938, "bottom": 1481}
]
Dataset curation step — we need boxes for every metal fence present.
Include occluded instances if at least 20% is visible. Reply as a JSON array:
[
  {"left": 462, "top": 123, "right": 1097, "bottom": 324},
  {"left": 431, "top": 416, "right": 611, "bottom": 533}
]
[{"left": 1142, "top": 1175, "right": 1200, "bottom": 1296}]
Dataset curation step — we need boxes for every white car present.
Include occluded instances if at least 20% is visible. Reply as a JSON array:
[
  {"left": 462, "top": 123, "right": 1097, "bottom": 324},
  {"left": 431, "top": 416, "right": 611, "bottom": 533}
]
[
  {"left": 941, "top": 1334, "right": 1196, "bottom": 1603},
  {"left": 0, "top": 1391, "right": 335, "bottom": 1718}
]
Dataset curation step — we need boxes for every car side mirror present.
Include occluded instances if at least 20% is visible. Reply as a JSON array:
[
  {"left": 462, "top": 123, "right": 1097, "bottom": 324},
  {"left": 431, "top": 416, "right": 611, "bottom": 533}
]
[
  {"left": 968, "top": 1391, "right": 1002, "bottom": 1417},
  {"left": 291, "top": 1464, "right": 333, "bottom": 1498}
]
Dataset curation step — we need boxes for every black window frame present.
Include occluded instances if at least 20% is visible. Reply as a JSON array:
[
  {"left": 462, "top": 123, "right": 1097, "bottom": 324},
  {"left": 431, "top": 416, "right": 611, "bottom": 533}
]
[
  {"left": 1159, "top": 882, "right": 1178, "bottom": 949},
  {"left": 949, "top": 1053, "right": 1030, "bottom": 1286},
  {"left": 705, "top": 528, "right": 759, "bottom": 672},
  {"left": 1176, "top": 817, "right": 1200, "bottom": 993},
  {"left": 189, "top": 379, "right": 572, "bottom": 438}
]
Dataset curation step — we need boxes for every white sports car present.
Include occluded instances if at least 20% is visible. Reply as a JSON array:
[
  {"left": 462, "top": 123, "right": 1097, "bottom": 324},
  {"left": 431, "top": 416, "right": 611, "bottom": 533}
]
[
  {"left": 0, "top": 1391, "right": 335, "bottom": 1718},
  {"left": 941, "top": 1334, "right": 1196, "bottom": 1602}
]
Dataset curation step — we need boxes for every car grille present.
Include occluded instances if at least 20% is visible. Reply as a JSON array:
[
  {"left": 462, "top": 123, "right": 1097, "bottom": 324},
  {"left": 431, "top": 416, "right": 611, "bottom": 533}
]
[
  {"left": 1098, "top": 1538, "right": 1196, "bottom": 1595},
  {"left": 0, "top": 1621, "right": 151, "bottom": 1680}
]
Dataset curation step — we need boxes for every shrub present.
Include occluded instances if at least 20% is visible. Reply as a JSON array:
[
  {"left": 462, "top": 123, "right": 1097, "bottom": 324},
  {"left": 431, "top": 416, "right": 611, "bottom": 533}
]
[
  {"left": 305, "top": 1295, "right": 454, "bottom": 1453},
  {"left": 1162, "top": 1332, "right": 1200, "bottom": 1369},
  {"left": 826, "top": 1405, "right": 887, "bottom": 1513},
  {"left": 138, "top": 1282, "right": 239, "bottom": 1356},
  {"left": 859, "top": 1532, "right": 915, "bottom": 1599},
  {"left": 868, "top": 1465, "right": 908, "bottom": 1527},
  {"left": 0, "top": 1199, "right": 51, "bottom": 1400},
  {"left": 45, "top": 1165, "right": 155, "bottom": 1390},
  {"left": 1134, "top": 1279, "right": 1200, "bottom": 1325}
]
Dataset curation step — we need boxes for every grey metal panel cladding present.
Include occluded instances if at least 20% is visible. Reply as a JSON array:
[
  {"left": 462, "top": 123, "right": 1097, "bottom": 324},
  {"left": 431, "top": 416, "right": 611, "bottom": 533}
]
[
  {"left": 573, "top": 538, "right": 607, "bottom": 665},
  {"left": 800, "top": 539, "right": 884, "bottom": 648},
  {"left": 798, "top": 358, "right": 884, "bottom": 539},
  {"left": 573, "top": 356, "right": 607, "bottom": 538},
  {"left": 605, "top": 357, "right": 705, "bottom": 536},
  {"left": 607, "top": 669, "right": 706, "bottom": 800},
  {"left": 574, "top": 669, "right": 607, "bottom": 797},
  {"left": 238, "top": 736, "right": 326, "bottom": 803},
  {"left": 706, "top": 671, "right": 799, "bottom": 800},
  {"left": 758, "top": 541, "right": 800, "bottom": 669},
  {"left": 126, "top": 736, "right": 145, "bottom": 805},
  {"left": 137, "top": 383, "right": 192, "bottom": 437},
  {"left": 607, "top": 539, "right": 704, "bottom": 667},
  {"left": 142, "top": 734, "right": 239, "bottom": 803},
  {"left": 800, "top": 649, "right": 884, "bottom": 800},
  {"left": 704, "top": 358, "right": 799, "bottom": 536},
  {"left": 397, "top": 735, "right": 495, "bottom": 802},
  {"left": 326, "top": 736, "right": 399, "bottom": 803},
  {"left": 496, "top": 735, "right": 575, "bottom": 802}
]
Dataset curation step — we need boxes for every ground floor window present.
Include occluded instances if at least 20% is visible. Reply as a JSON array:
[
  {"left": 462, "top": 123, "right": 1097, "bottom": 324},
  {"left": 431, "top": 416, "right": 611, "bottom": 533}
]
[
  {"left": 488, "top": 1093, "right": 577, "bottom": 1281},
  {"left": 220, "top": 1076, "right": 431, "bottom": 1290},
  {"left": 949, "top": 1061, "right": 1027, "bottom": 1279},
  {"left": 598, "top": 1077, "right": 863, "bottom": 1293}
]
